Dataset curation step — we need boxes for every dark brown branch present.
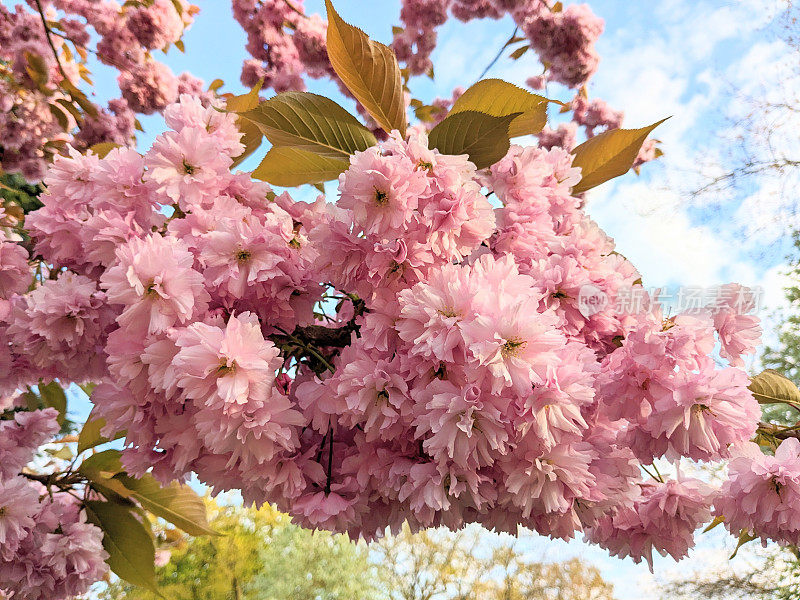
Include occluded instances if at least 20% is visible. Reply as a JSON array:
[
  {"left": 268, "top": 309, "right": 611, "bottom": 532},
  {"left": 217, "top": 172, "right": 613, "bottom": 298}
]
[
  {"left": 757, "top": 421, "right": 800, "bottom": 440},
  {"left": 268, "top": 296, "right": 366, "bottom": 374},
  {"left": 21, "top": 471, "right": 85, "bottom": 489}
]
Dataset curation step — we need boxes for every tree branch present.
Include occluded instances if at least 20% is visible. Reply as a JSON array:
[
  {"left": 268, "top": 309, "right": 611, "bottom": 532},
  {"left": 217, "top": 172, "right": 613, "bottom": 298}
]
[
  {"left": 476, "top": 27, "right": 519, "bottom": 83},
  {"left": 33, "top": 0, "right": 71, "bottom": 84}
]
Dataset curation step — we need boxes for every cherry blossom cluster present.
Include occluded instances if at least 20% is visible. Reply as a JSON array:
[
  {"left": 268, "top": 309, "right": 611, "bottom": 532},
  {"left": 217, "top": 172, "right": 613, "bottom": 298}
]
[
  {"left": 394, "top": 0, "right": 603, "bottom": 88},
  {"left": 391, "top": 1, "right": 646, "bottom": 160},
  {"left": 232, "top": 0, "right": 333, "bottom": 92},
  {"left": 0, "top": 0, "right": 202, "bottom": 181},
  {"left": 0, "top": 94, "right": 781, "bottom": 584},
  {"left": 0, "top": 408, "right": 108, "bottom": 600}
]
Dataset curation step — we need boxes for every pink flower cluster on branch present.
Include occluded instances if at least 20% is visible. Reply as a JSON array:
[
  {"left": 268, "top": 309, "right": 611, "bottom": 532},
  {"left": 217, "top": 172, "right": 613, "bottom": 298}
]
[
  {"left": 0, "top": 95, "right": 775, "bottom": 590},
  {"left": 0, "top": 0, "right": 203, "bottom": 181},
  {"left": 0, "top": 409, "right": 109, "bottom": 600}
]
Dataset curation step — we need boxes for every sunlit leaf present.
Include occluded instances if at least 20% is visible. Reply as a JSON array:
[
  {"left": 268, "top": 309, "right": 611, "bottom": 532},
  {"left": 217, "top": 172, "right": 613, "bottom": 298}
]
[
  {"left": 243, "top": 92, "right": 376, "bottom": 159},
  {"left": 77, "top": 406, "right": 126, "bottom": 454},
  {"left": 729, "top": 529, "right": 756, "bottom": 559},
  {"left": 509, "top": 45, "right": 530, "bottom": 60},
  {"left": 325, "top": 0, "right": 406, "bottom": 135},
  {"left": 84, "top": 501, "right": 160, "bottom": 594},
  {"left": 115, "top": 474, "right": 217, "bottom": 536},
  {"left": 252, "top": 146, "right": 349, "bottom": 186},
  {"left": 231, "top": 117, "right": 263, "bottom": 168},
  {"left": 24, "top": 51, "right": 49, "bottom": 87},
  {"left": 448, "top": 78, "right": 551, "bottom": 137},
  {"left": 61, "top": 79, "right": 98, "bottom": 116},
  {"left": 570, "top": 118, "right": 669, "bottom": 194},
  {"left": 703, "top": 515, "right": 725, "bottom": 533},
  {"left": 749, "top": 369, "right": 800, "bottom": 405},
  {"left": 428, "top": 110, "right": 518, "bottom": 170},
  {"left": 79, "top": 449, "right": 124, "bottom": 477},
  {"left": 225, "top": 79, "right": 263, "bottom": 113}
]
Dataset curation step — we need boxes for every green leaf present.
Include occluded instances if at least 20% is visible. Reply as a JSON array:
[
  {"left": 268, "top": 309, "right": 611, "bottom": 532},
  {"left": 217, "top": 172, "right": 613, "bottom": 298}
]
[
  {"left": 252, "top": 146, "right": 349, "bottom": 187},
  {"left": 749, "top": 369, "right": 800, "bottom": 405},
  {"left": 77, "top": 406, "right": 126, "bottom": 454},
  {"left": 39, "top": 382, "right": 67, "bottom": 426},
  {"left": 226, "top": 79, "right": 263, "bottom": 113},
  {"left": 48, "top": 103, "right": 70, "bottom": 130},
  {"left": 79, "top": 449, "right": 124, "bottom": 477},
  {"left": 448, "top": 78, "right": 551, "bottom": 137},
  {"left": 428, "top": 111, "right": 519, "bottom": 170},
  {"left": 115, "top": 474, "right": 216, "bottom": 536},
  {"left": 324, "top": 0, "right": 406, "bottom": 135},
  {"left": 174, "top": 39, "right": 185, "bottom": 53},
  {"left": 84, "top": 501, "right": 160, "bottom": 594},
  {"left": 570, "top": 118, "right": 669, "bottom": 194},
  {"left": 61, "top": 79, "right": 98, "bottom": 116},
  {"left": 244, "top": 92, "right": 376, "bottom": 160},
  {"left": 55, "top": 98, "right": 82, "bottom": 123}
]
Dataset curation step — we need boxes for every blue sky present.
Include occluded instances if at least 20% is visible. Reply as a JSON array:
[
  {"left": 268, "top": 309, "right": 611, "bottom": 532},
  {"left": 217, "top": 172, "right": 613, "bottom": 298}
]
[{"left": 43, "top": 0, "right": 796, "bottom": 596}]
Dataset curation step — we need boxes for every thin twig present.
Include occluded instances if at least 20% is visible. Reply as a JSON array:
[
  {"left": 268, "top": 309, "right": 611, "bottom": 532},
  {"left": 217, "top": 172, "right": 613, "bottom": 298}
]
[
  {"left": 476, "top": 27, "right": 519, "bottom": 82},
  {"left": 282, "top": 0, "right": 308, "bottom": 20},
  {"left": 33, "top": 0, "right": 70, "bottom": 84}
]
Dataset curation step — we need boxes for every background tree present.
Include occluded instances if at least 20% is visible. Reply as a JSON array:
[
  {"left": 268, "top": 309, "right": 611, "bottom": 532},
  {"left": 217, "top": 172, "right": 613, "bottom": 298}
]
[
  {"left": 658, "top": 230, "right": 800, "bottom": 600},
  {"left": 691, "top": 1, "right": 800, "bottom": 239},
  {"left": 372, "top": 524, "right": 616, "bottom": 600},
  {"left": 99, "top": 497, "right": 377, "bottom": 600}
]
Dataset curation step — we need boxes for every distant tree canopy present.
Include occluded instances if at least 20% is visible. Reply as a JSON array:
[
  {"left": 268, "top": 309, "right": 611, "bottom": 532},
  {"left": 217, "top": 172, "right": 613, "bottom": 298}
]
[
  {"left": 100, "top": 499, "right": 616, "bottom": 600},
  {"left": 99, "top": 498, "right": 377, "bottom": 600}
]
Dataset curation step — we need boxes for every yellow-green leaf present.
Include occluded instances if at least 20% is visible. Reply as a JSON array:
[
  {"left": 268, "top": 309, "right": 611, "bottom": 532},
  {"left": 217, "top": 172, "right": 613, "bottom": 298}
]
[
  {"left": 448, "top": 78, "right": 551, "bottom": 138},
  {"left": 730, "top": 529, "right": 756, "bottom": 559},
  {"left": 24, "top": 51, "right": 49, "bottom": 87},
  {"left": 231, "top": 116, "right": 263, "bottom": 168},
  {"left": 89, "top": 142, "right": 121, "bottom": 158},
  {"left": 703, "top": 515, "right": 725, "bottom": 533},
  {"left": 252, "top": 146, "right": 349, "bottom": 187},
  {"left": 571, "top": 118, "right": 669, "bottom": 194},
  {"left": 749, "top": 369, "right": 800, "bottom": 405},
  {"left": 84, "top": 501, "right": 160, "bottom": 594},
  {"left": 55, "top": 98, "right": 82, "bottom": 122},
  {"left": 225, "top": 79, "right": 263, "bottom": 113},
  {"left": 325, "top": 0, "right": 406, "bottom": 135},
  {"left": 79, "top": 449, "right": 124, "bottom": 478},
  {"left": 115, "top": 474, "right": 216, "bottom": 536},
  {"left": 243, "top": 92, "right": 376, "bottom": 159},
  {"left": 39, "top": 382, "right": 67, "bottom": 426},
  {"left": 61, "top": 79, "right": 98, "bottom": 116},
  {"left": 208, "top": 78, "right": 224, "bottom": 92},
  {"left": 428, "top": 111, "right": 519, "bottom": 170},
  {"left": 77, "top": 406, "right": 126, "bottom": 454}
]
